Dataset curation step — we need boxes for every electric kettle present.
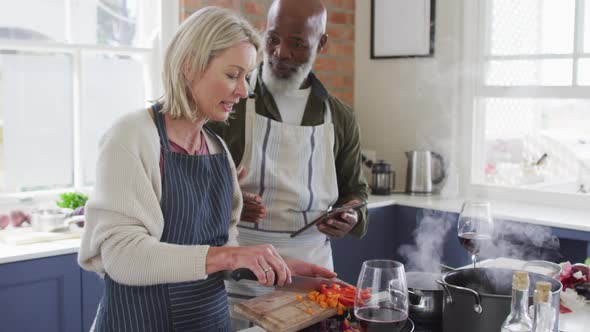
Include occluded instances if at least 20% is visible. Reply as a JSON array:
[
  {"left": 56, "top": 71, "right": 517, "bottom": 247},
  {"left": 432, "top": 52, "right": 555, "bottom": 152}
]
[{"left": 405, "top": 150, "right": 446, "bottom": 195}]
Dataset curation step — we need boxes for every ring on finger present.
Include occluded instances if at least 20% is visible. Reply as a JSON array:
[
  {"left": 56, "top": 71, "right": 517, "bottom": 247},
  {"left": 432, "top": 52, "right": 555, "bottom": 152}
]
[{"left": 263, "top": 266, "right": 273, "bottom": 273}]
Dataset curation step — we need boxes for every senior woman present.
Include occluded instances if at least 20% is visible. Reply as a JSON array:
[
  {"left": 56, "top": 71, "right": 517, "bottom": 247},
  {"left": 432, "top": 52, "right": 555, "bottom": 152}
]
[{"left": 78, "top": 6, "right": 334, "bottom": 332}]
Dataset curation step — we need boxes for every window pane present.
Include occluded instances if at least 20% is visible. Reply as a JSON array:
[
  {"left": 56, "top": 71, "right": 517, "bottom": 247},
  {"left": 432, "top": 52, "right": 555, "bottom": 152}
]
[
  {"left": 485, "top": 59, "right": 573, "bottom": 86},
  {"left": 0, "top": 0, "right": 66, "bottom": 42},
  {"left": 73, "top": 0, "right": 159, "bottom": 47},
  {"left": 479, "top": 98, "right": 590, "bottom": 194},
  {"left": 80, "top": 53, "right": 146, "bottom": 186},
  {"left": 578, "top": 59, "right": 590, "bottom": 85},
  {"left": 489, "top": 0, "right": 575, "bottom": 55},
  {"left": 0, "top": 51, "right": 73, "bottom": 192},
  {"left": 585, "top": 0, "right": 590, "bottom": 53}
]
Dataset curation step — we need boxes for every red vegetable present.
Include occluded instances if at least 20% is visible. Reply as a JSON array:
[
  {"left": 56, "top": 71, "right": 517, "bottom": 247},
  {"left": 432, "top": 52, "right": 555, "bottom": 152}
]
[
  {"left": 318, "top": 283, "right": 371, "bottom": 308},
  {"left": 0, "top": 214, "right": 9, "bottom": 229},
  {"left": 558, "top": 262, "right": 589, "bottom": 290},
  {"left": 10, "top": 210, "right": 31, "bottom": 227}
]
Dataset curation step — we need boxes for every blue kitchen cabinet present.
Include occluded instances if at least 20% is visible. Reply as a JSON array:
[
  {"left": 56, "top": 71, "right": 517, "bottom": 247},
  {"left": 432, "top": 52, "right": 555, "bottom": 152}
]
[
  {"left": 392, "top": 205, "right": 471, "bottom": 269},
  {"left": 331, "top": 205, "right": 464, "bottom": 283},
  {"left": 0, "top": 254, "right": 82, "bottom": 332},
  {"left": 81, "top": 268, "right": 104, "bottom": 331},
  {"left": 391, "top": 206, "right": 590, "bottom": 270},
  {"left": 332, "top": 205, "right": 590, "bottom": 285},
  {"left": 0, "top": 253, "right": 104, "bottom": 332},
  {"left": 331, "top": 205, "right": 398, "bottom": 284}
]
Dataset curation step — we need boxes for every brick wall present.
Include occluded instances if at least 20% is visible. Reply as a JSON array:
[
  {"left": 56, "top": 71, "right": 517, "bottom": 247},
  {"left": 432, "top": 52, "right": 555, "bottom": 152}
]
[{"left": 179, "top": 0, "right": 355, "bottom": 105}]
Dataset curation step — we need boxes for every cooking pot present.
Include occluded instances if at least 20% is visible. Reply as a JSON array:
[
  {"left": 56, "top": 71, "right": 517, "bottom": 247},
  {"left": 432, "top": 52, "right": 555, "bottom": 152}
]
[
  {"left": 30, "top": 209, "right": 84, "bottom": 232},
  {"left": 437, "top": 268, "right": 562, "bottom": 332},
  {"left": 406, "top": 271, "right": 443, "bottom": 324}
]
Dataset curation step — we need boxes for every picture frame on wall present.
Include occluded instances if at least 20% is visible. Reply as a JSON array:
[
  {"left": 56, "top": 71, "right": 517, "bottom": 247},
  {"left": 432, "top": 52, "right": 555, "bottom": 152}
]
[{"left": 370, "top": 0, "right": 436, "bottom": 59}]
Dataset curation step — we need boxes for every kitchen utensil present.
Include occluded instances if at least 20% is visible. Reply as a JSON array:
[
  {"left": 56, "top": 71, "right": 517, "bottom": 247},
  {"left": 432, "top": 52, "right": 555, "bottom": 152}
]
[
  {"left": 457, "top": 201, "right": 494, "bottom": 269},
  {"left": 574, "top": 282, "right": 590, "bottom": 300},
  {"left": 436, "top": 268, "right": 562, "bottom": 332},
  {"left": 226, "top": 268, "right": 351, "bottom": 291},
  {"left": 233, "top": 290, "right": 337, "bottom": 332},
  {"left": 406, "top": 271, "right": 443, "bottom": 324},
  {"left": 354, "top": 260, "right": 409, "bottom": 332},
  {"left": 371, "top": 160, "right": 395, "bottom": 195},
  {"left": 290, "top": 201, "right": 368, "bottom": 238},
  {"left": 401, "top": 318, "right": 415, "bottom": 332},
  {"left": 228, "top": 268, "right": 352, "bottom": 332},
  {"left": 405, "top": 150, "right": 446, "bottom": 195},
  {"left": 522, "top": 260, "right": 562, "bottom": 278},
  {"left": 30, "top": 209, "right": 84, "bottom": 232}
]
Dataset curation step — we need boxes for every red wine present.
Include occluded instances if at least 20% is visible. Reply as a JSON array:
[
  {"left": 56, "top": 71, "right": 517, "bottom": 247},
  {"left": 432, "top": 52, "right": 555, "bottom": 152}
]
[
  {"left": 356, "top": 307, "right": 408, "bottom": 332},
  {"left": 458, "top": 232, "right": 492, "bottom": 255}
]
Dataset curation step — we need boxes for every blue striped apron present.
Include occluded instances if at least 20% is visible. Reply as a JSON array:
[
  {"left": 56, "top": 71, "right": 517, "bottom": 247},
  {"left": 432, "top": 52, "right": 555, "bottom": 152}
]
[{"left": 94, "top": 104, "right": 233, "bottom": 332}]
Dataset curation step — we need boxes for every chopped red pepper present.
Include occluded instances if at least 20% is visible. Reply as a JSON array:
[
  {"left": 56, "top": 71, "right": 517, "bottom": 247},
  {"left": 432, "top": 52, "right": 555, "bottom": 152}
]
[
  {"left": 316, "top": 283, "right": 371, "bottom": 308},
  {"left": 338, "top": 294, "right": 354, "bottom": 306}
]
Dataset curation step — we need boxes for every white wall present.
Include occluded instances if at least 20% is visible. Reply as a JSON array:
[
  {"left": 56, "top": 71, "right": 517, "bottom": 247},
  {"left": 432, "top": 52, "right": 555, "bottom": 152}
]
[{"left": 354, "top": 0, "right": 464, "bottom": 193}]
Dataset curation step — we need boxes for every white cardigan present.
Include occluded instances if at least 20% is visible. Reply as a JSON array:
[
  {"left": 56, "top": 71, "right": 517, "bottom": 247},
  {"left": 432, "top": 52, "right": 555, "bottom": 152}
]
[{"left": 78, "top": 108, "right": 242, "bottom": 286}]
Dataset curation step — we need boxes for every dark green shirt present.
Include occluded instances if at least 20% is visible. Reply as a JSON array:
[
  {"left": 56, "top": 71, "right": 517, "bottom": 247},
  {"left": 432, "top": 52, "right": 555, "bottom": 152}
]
[{"left": 209, "top": 68, "right": 369, "bottom": 238}]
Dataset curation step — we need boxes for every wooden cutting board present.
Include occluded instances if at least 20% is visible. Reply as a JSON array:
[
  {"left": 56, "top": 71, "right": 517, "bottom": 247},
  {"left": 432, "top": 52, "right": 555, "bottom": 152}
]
[{"left": 233, "top": 290, "right": 338, "bottom": 332}]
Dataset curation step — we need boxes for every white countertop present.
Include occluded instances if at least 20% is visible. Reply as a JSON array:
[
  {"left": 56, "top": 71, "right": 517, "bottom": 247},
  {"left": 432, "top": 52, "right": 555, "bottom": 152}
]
[
  {"left": 0, "top": 238, "right": 80, "bottom": 264},
  {"left": 0, "top": 194, "right": 588, "bottom": 265}
]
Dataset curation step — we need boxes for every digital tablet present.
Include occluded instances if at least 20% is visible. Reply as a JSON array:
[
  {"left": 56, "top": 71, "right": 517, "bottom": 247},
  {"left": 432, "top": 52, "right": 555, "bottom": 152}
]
[{"left": 290, "top": 201, "right": 367, "bottom": 238}]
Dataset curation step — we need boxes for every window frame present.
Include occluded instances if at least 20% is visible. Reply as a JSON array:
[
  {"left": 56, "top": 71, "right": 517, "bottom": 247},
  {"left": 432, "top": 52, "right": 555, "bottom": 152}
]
[
  {"left": 0, "top": 0, "right": 179, "bottom": 203},
  {"left": 459, "top": 0, "right": 590, "bottom": 210}
]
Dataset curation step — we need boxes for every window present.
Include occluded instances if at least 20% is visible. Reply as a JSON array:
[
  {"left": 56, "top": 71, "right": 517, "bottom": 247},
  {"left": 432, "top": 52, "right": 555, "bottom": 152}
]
[
  {"left": 0, "top": 0, "right": 172, "bottom": 195},
  {"left": 463, "top": 0, "right": 590, "bottom": 207}
]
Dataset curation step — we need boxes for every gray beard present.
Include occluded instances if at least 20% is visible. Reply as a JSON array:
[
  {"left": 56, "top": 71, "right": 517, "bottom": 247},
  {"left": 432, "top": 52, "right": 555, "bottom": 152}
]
[{"left": 261, "top": 51, "right": 316, "bottom": 96}]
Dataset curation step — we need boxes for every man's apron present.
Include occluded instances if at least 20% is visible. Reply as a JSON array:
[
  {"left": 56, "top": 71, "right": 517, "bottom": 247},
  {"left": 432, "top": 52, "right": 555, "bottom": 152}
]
[
  {"left": 226, "top": 71, "right": 339, "bottom": 303},
  {"left": 94, "top": 104, "right": 233, "bottom": 332}
]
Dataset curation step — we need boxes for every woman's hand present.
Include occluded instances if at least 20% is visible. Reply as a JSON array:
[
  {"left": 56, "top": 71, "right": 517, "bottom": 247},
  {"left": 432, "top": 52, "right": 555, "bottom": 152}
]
[
  {"left": 207, "top": 244, "right": 291, "bottom": 286},
  {"left": 283, "top": 256, "right": 337, "bottom": 278}
]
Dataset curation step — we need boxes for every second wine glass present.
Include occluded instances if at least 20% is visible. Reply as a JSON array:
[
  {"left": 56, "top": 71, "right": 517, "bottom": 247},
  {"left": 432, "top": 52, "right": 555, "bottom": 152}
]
[
  {"left": 457, "top": 201, "right": 494, "bottom": 269},
  {"left": 354, "top": 260, "right": 409, "bottom": 332}
]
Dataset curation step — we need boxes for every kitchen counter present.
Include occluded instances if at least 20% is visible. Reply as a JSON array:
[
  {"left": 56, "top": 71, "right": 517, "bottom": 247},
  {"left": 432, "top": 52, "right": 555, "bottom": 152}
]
[
  {"left": 0, "top": 194, "right": 588, "bottom": 265},
  {"left": 0, "top": 238, "right": 80, "bottom": 264}
]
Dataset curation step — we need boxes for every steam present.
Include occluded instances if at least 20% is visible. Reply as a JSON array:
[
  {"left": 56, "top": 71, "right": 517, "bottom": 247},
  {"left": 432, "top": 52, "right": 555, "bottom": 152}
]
[
  {"left": 483, "top": 219, "right": 561, "bottom": 262},
  {"left": 398, "top": 209, "right": 454, "bottom": 272},
  {"left": 398, "top": 209, "right": 561, "bottom": 274}
]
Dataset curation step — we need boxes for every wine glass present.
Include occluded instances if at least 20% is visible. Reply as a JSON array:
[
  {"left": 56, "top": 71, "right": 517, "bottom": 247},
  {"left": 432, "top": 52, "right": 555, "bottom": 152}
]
[
  {"left": 457, "top": 201, "right": 494, "bottom": 269},
  {"left": 354, "top": 260, "right": 409, "bottom": 332}
]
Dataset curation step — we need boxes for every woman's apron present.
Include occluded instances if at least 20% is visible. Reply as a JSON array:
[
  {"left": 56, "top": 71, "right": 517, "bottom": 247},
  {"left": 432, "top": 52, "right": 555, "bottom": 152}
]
[
  {"left": 94, "top": 104, "right": 233, "bottom": 332},
  {"left": 226, "top": 70, "right": 339, "bottom": 305}
]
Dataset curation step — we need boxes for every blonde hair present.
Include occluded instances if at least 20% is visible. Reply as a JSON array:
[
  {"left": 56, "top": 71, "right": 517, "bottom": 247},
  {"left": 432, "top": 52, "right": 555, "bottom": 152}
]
[{"left": 160, "top": 6, "right": 262, "bottom": 121}]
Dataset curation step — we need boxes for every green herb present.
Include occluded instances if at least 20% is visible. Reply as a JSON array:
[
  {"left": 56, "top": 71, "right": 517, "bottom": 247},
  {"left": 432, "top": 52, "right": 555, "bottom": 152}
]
[
  {"left": 585, "top": 257, "right": 590, "bottom": 266},
  {"left": 56, "top": 192, "right": 88, "bottom": 209}
]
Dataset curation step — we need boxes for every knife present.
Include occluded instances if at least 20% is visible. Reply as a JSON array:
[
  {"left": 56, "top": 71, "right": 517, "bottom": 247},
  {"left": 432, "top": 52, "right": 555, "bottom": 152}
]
[{"left": 224, "top": 268, "right": 352, "bottom": 292}]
